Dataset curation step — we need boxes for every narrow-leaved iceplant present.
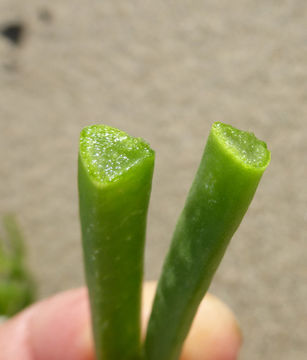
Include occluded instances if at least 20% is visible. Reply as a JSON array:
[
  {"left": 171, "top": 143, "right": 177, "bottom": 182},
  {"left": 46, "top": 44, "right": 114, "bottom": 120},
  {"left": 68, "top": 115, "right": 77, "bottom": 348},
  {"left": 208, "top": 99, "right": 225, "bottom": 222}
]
[
  {"left": 78, "top": 126, "right": 155, "bottom": 360},
  {"left": 0, "top": 214, "right": 35, "bottom": 319},
  {"left": 144, "top": 122, "right": 270, "bottom": 360},
  {"left": 78, "top": 122, "right": 270, "bottom": 360}
]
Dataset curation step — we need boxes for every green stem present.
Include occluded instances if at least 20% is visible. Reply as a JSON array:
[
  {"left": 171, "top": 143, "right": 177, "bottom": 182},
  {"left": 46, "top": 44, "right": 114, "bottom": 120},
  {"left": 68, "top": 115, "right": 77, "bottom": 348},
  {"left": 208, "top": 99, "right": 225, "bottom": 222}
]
[
  {"left": 144, "top": 122, "right": 270, "bottom": 360},
  {"left": 78, "top": 125, "right": 154, "bottom": 360},
  {"left": 3, "top": 214, "right": 25, "bottom": 260},
  {"left": 0, "top": 215, "right": 35, "bottom": 317}
]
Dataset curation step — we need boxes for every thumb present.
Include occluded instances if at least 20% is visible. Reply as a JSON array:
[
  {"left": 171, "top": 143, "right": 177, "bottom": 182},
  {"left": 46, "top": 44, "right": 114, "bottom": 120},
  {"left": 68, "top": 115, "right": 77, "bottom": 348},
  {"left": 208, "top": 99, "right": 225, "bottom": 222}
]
[
  {"left": 0, "top": 288, "right": 93, "bottom": 360},
  {"left": 142, "top": 282, "right": 242, "bottom": 360}
]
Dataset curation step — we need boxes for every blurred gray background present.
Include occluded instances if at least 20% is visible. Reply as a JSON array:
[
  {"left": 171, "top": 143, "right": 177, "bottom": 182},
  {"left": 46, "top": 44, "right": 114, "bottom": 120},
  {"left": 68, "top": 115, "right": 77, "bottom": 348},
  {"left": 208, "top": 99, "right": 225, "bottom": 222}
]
[{"left": 0, "top": 0, "right": 306, "bottom": 359}]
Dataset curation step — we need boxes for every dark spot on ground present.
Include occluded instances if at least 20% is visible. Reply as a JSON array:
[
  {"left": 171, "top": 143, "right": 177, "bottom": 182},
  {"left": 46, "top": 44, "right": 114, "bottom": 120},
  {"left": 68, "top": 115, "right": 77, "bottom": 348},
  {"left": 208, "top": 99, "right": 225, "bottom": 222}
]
[
  {"left": 1, "top": 22, "right": 24, "bottom": 46},
  {"left": 3, "top": 61, "right": 18, "bottom": 72},
  {"left": 38, "top": 8, "right": 53, "bottom": 23}
]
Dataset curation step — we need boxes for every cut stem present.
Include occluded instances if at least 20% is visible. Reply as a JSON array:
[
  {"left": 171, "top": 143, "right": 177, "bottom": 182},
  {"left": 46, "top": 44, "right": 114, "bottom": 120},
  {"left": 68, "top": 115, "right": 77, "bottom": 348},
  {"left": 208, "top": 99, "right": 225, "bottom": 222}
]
[
  {"left": 144, "top": 122, "right": 270, "bottom": 360},
  {"left": 78, "top": 125, "right": 154, "bottom": 360}
]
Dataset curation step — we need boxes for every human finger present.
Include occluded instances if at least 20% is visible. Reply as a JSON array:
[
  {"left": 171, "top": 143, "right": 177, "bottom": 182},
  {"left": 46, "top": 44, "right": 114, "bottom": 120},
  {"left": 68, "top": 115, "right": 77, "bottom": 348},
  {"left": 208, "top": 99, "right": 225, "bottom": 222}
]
[{"left": 142, "top": 282, "right": 242, "bottom": 360}]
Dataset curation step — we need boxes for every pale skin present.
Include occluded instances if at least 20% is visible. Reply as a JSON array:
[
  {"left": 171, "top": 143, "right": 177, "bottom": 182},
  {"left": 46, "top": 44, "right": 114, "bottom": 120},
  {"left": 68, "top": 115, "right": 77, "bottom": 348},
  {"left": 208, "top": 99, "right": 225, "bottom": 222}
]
[{"left": 0, "top": 282, "right": 242, "bottom": 360}]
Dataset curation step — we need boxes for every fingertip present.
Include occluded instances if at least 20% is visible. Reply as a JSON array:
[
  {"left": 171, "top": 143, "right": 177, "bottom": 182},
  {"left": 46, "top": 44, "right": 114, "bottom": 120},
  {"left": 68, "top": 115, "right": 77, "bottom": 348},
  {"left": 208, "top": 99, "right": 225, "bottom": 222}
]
[
  {"left": 142, "top": 283, "right": 241, "bottom": 359},
  {"left": 0, "top": 309, "right": 34, "bottom": 360},
  {"left": 141, "top": 281, "right": 157, "bottom": 336},
  {"left": 0, "top": 288, "right": 95, "bottom": 360},
  {"left": 29, "top": 287, "right": 94, "bottom": 360},
  {"left": 181, "top": 293, "right": 242, "bottom": 360}
]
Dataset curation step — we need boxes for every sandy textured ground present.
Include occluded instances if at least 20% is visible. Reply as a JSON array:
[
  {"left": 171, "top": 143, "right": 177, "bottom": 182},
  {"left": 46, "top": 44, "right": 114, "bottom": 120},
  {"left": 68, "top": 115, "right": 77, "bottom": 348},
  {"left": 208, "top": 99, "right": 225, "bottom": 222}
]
[{"left": 0, "top": 1, "right": 306, "bottom": 358}]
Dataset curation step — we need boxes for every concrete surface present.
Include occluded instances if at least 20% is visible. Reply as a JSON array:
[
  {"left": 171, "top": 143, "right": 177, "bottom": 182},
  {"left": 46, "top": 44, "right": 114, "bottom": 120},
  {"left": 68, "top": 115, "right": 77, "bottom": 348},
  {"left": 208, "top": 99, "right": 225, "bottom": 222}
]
[{"left": 0, "top": 1, "right": 306, "bottom": 358}]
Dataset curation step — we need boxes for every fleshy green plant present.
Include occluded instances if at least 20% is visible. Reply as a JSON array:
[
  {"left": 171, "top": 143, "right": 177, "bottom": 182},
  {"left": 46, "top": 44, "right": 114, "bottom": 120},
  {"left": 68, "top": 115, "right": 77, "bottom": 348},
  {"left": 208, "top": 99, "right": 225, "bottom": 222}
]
[
  {"left": 78, "top": 122, "right": 270, "bottom": 360},
  {"left": 0, "top": 215, "right": 35, "bottom": 318},
  {"left": 79, "top": 126, "right": 154, "bottom": 360}
]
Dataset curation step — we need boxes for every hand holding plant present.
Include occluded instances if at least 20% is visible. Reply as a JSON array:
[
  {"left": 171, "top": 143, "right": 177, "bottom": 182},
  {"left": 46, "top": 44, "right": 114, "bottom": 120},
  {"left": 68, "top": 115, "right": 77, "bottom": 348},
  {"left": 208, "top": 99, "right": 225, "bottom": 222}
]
[
  {"left": 0, "top": 282, "right": 241, "bottom": 360},
  {"left": 0, "top": 121, "right": 269, "bottom": 360}
]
